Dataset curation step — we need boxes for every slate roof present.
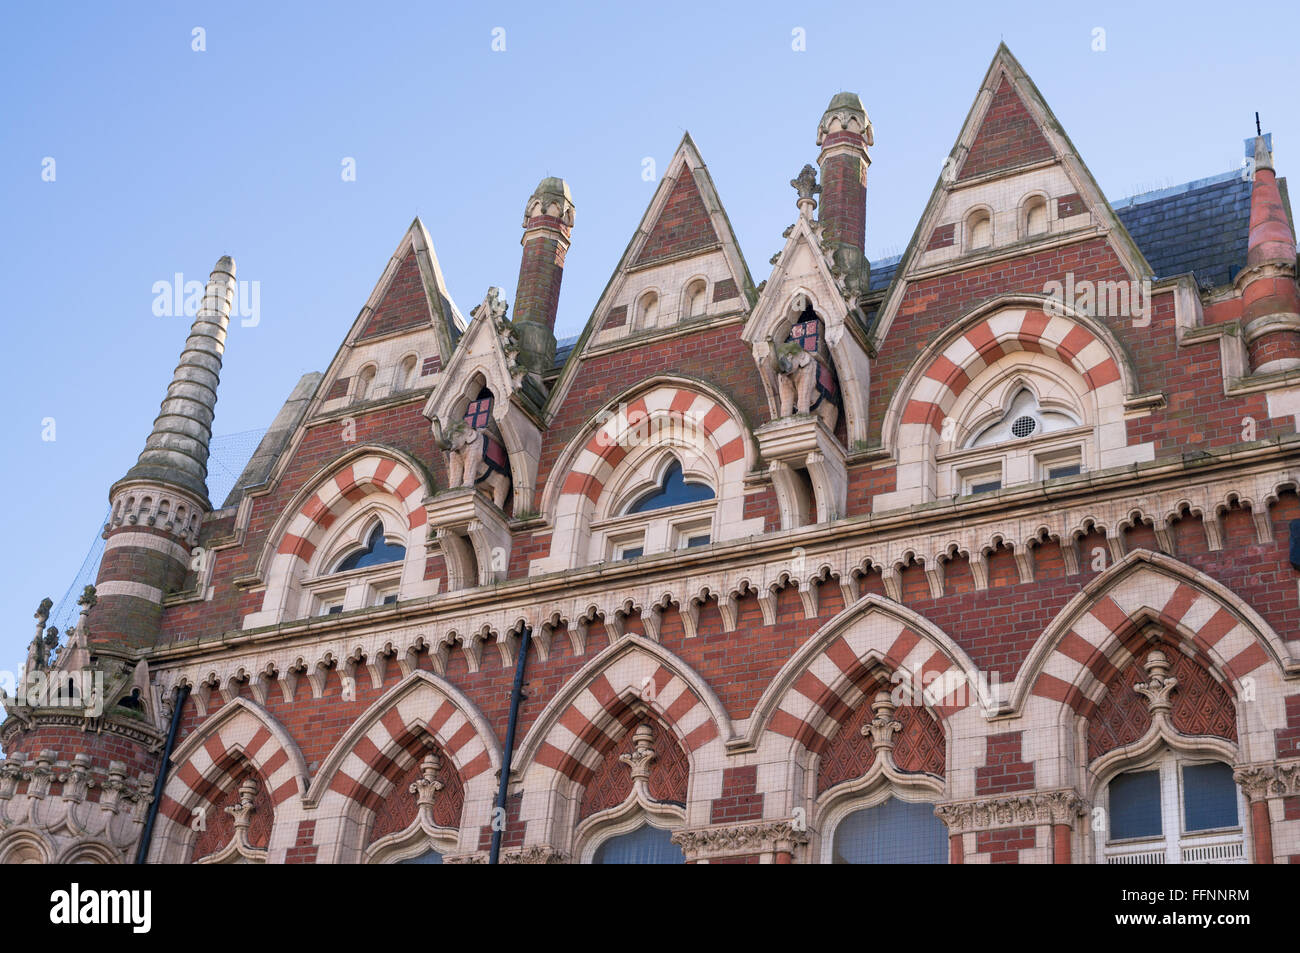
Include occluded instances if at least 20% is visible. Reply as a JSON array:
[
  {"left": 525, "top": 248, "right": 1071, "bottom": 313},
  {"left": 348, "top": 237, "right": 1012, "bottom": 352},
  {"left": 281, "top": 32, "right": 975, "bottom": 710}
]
[{"left": 1112, "top": 170, "right": 1254, "bottom": 289}]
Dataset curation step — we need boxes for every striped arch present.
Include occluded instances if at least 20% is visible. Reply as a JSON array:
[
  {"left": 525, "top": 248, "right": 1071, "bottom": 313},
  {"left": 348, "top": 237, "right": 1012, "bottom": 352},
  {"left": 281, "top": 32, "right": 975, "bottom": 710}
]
[
  {"left": 537, "top": 380, "right": 757, "bottom": 572},
  {"left": 1014, "top": 550, "right": 1296, "bottom": 733},
  {"left": 275, "top": 452, "right": 429, "bottom": 565},
  {"left": 895, "top": 302, "right": 1125, "bottom": 441},
  {"left": 248, "top": 446, "right": 435, "bottom": 627},
  {"left": 307, "top": 671, "right": 501, "bottom": 860},
  {"left": 747, "top": 595, "right": 984, "bottom": 759},
  {"left": 149, "top": 697, "right": 308, "bottom": 863},
  {"left": 512, "top": 636, "right": 731, "bottom": 849}
]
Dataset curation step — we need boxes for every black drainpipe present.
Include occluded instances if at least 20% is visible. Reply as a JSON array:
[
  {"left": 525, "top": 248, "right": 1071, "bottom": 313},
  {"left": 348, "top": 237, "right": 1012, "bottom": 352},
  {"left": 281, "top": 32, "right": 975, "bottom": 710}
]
[
  {"left": 489, "top": 626, "right": 531, "bottom": 864},
  {"left": 135, "top": 682, "right": 190, "bottom": 864}
]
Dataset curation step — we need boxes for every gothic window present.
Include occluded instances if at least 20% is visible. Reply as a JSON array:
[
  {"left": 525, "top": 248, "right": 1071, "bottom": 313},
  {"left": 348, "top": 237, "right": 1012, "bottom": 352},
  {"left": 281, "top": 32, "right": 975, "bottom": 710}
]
[
  {"left": 335, "top": 522, "right": 406, "bottom": 572},
  {"left": 830, "top": 798, "right": 948, "bottom": 864},
  {"left": 626, "top": 461, "right": 715, "bottom": 514},
  {"left": 1097, "top": 751, "right": 1245, "bottom": 864},
  {"left": 591, "top": 822, "right": 684, "bottom": 864},
  {"left": 465, "top": 388, "right": 493, "bottom": 429},
  {"left": 944, "top": 382, "right": 1089, "bottom": 497},
  {"left": 396, "top": 849, "right": 443, "bottom": 865}
]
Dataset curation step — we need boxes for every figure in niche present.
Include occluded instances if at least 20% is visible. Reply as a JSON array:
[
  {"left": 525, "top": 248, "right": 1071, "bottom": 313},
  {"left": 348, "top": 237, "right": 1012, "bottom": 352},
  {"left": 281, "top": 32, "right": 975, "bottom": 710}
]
[
  {"left": 433, "top": 387, "right": 512, "bottom": 508},
  {"left": 775, "top": 305, "right": 840, "bottom": 430}
]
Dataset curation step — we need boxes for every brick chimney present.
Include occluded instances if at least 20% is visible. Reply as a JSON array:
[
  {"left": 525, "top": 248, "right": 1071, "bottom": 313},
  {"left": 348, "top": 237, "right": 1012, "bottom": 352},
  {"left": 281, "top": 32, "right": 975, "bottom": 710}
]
[
  {"left": 513, "top": 177, "right": 575, "bottom": 379},
  {"left": 817, "top": 92, "right": 873, "bottom": 300},
  {"left": 1241, "top": 134, "right": 1300, "bottom": 374}
]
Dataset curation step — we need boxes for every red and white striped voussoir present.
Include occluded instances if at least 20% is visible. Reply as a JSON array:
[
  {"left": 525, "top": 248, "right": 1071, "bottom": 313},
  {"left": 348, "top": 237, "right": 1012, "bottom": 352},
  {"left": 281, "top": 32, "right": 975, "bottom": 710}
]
[
  {"left": 533, "top": 662, "right": 718, "bottom": 787},
  {"left": 558, "top": 387, "right": 745, "bottom": 505},
  {"left": 901, "top": 309, "right": 1122, "bottom": 435},
  {"left": 1030, "top": 577, "right": 1267, "bottom": 718},
  {"left": 157, "top": 722, "right": 299, "bottom": 830},
  {"left": 327, "top": 691, "right": 491, "bottom": 810},
  {"left": 276, "top": 455, "right": 427, "bottom": 563},
  {"left": 770, "top": 615, "right": 969, "bottom": 755}
]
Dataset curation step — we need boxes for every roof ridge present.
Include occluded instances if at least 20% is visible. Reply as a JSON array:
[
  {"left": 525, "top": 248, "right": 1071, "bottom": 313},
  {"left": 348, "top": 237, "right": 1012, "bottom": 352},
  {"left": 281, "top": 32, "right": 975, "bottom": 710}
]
[{"left": 1111, "top": 168, "right": 1244, "bottom": 210}]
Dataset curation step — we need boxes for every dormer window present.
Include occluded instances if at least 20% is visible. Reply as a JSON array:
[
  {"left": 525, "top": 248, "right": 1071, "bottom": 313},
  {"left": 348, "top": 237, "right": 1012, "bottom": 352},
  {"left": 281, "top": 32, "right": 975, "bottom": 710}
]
[{"left": 335, "top": 522, "right": 406, "bottom": 572}]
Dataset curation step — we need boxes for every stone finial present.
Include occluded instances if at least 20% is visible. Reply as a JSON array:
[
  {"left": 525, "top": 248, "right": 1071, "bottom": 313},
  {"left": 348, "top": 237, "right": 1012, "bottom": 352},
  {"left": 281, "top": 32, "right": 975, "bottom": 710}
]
[
  {"left": 523, "top": 176, "right": 575, "bottom": 228},
  {"left": 1253, "top": 134, "right": 1275, "bottom": 173},
  {"left": 410, "top": 750, "right": 445, "bottom": 808},
  {"left": 34, "top": 597, "right": 53, "bottom": 629},
  {"left": 619, "top": 722, "right": 658, "bottom": 782},
  {"left": 791, "top": 164, "right": 821, "bottom": 219},
  {"left": 226, "top": 776, "right": 259, "bottom": 832},
  {"left": 1134, "top": 649, "right": 1178, "bottom": 715},
  {"left": 817, "top": 91, "right": 873, "bottom": 148},
  {"left": 862, "top": 690, "right": 902, "bottom": 752},
  {"left": 77, "top": 585, "right": 97, "bottom": 611}
]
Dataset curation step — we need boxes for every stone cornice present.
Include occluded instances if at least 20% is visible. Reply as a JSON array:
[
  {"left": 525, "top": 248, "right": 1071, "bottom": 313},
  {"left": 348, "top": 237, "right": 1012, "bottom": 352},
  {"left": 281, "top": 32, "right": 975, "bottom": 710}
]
[{"left": 671, "top": 818, "right": 810, "bottom": 861}]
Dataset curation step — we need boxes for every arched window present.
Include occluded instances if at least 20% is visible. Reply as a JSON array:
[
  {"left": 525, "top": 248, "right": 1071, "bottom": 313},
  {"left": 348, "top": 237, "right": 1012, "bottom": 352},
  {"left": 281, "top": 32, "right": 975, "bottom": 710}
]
[
  {"left": 591, "top": 822, "right": 684, "bottom": 864},
  {"left": 1097, "top": 751, "right": 1245, "bottom": 864},
  {"left": 399, "top": 355, "right": 418, "bottom": 390},
  {"left": 683, "top": 279, "right": 707, "bottom": 319},
  {"left": 1023, "top": 195, "right": 1048, "bottom": 237},
  {"left": 335, "top": 522, "right": 406, "bottom": 572},
  {"left": 626, "top": 461, "right": 715, "bottom": 514},
  {"left": 966, "top": 208, "right": 992, "bottom": 251},
  {"left": 637, "top": 290, "right": 660, "bottom": 328},
  {"left": 830, "top": 798, "right": 948, "bottom": 864},
  {"left": 967, "top": 388, "right": 1080, "bottom": 448},
  {"left": 396, "top": 848, "right": 443, "bottom": 865},
  {"left": 355, "top": 365, "right": 377, "bottom": 401}
]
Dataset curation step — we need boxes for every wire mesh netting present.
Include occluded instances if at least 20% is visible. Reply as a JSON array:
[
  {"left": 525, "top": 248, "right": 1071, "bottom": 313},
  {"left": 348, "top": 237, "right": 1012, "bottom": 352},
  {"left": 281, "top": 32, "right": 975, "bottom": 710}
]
[{"left": 46, "top": 429, "right": 267, "bottom": 632}]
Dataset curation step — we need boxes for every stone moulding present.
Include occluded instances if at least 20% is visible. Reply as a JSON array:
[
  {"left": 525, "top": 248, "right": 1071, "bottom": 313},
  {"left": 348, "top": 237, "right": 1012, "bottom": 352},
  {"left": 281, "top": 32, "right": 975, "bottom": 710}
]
[
  {"left": 934, "top": 789, "right": 1088, "bottom": 833},
  {"left": 670, "top": 818, "right": 810, "bottom": 862}
]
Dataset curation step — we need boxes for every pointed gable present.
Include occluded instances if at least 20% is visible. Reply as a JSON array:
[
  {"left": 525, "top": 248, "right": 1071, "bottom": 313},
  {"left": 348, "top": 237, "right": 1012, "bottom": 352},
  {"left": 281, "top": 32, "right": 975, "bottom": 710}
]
[
  {"left": 957, "top": 76, "right": 1054, "bottom": 181},
  {"left": 359, "top": 251, "right": 434, "bottom": 339},
  {"left": 634, "top": 170, "right": 721, "bottom": 265}
]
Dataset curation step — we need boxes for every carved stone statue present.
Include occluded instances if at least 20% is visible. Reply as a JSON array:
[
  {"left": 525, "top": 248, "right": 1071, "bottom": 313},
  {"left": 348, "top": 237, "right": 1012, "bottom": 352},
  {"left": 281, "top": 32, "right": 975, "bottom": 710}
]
[
  {"left": 775, "top": 340, "right": 838, "bottom": 430},
  {"left": 437, "top": 419, "right": 512, "bottom": 509}
]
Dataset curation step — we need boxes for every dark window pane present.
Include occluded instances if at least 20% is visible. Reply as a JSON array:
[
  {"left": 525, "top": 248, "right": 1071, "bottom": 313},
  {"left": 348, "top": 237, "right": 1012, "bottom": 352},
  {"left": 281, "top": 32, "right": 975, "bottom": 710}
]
[
  {"left": 326, "top": 605, "right": 343, "bottom": 615},
  {"left": 627, "top": 462, "right": 714, "bottom": 514},
  {"left": 381, "top": 594, "right": 398, "bottom": 605},
  {"left": 336, "top": 523, "right": 406, "bottom": 572},
  {"left": 1109, "top": 769, "right": 1162, "bottom": 840},
  {"left": 1183, "top": 763, "right": 1238, "bottom": 832},
  {"left": 1048, "top": 464, "right": 1081, "bottom": 479},
  {"left": 592, "top": 824, "right": 684, "bottom": 864},
  {"left": 620, "top": 546, "right": 643, "bottom": 560},
  {"left": 969, "top": 480, "right": 1002, "bottom": 494},
  {"left": 832, "top": 798, "right": 947, "bottom": 864},
  {"left": 685, "top": 535, "right": 710, "bottom": 548}
]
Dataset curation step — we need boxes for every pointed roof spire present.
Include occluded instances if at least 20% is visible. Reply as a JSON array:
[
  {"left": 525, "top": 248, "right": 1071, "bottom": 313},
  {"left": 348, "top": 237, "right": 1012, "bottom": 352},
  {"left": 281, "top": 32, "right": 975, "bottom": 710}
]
[
  {"left": 117, "top": 256, "right": 236, "bottom": 506},
  {"left": 1247, "top": 133, "right": 1295, "bottom": 267}
]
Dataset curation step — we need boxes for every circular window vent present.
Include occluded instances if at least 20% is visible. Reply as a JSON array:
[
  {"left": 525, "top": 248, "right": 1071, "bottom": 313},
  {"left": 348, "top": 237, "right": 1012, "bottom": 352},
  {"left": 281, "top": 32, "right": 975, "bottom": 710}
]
[{"left": 1011, "top": 415, "right": 1037, "bottom": 438}]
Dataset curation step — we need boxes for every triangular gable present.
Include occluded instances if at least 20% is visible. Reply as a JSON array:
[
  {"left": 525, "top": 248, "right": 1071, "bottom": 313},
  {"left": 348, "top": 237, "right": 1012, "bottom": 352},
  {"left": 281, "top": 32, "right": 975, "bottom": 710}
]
[
  {"left": 423, "top": 288, "right": 533, "bottom": 428},
  {"left": 868, "top": 43, "right": 1152, "bottom": 348},
  {"left": 956, "top": 75, "right": 1054, "bottom": 181},
  {"left": 351, "top": 218, "right": 465, "bottom": 358},
  {"left": 634, "top": 169, "right": 722, "bottom": 266},
  {"left": 544, "top": 133, "right": 755, "bottom": 418}
]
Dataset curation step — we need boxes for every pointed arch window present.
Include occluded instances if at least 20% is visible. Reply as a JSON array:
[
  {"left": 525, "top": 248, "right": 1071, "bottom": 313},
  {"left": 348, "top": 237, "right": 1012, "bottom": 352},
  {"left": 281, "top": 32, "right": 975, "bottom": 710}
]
[
  {"left": 335, "top": 523, "right": 406, "bottom": 572},
  {"left": 966, "top": 388, "right": 1080, "bottom": 448},
  {"left": 830, "top": 798, "right": 948, "bottom": 864},
  {"left": 626, "top": 461, "right": 715, "bottom": 514},
  {"left": 591, "top": 822, "right": 685, "bottom": 864}
]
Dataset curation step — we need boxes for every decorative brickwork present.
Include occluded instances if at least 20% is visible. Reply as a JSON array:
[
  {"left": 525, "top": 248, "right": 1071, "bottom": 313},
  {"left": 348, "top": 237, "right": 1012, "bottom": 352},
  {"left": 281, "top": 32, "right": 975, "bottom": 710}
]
[
  {"left": 359, "top": 253, "right": 431, "bottom": 340},
  {"left": 958, "top": 76, "right": 1053, "bottom": 180},
  {"left": 634, "top": 171, "right": 719, "bottom": 265}
]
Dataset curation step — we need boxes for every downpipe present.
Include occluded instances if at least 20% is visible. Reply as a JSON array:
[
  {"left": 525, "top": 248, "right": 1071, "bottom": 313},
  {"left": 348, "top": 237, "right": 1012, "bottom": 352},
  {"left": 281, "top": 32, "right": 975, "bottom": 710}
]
[
  {"left": 489, "top": 626, "right": 531, "bottom": 864},
  {"left": 134, "top": 682, "right": 190, "bottom": 864}
]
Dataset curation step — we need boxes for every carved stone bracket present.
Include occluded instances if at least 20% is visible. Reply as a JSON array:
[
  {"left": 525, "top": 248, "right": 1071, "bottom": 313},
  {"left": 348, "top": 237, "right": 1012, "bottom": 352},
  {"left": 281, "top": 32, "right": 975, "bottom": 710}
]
[
  {"left": 935, "top": 790, "right": 1088, "bottom": 833},
  {"left": 755, "top": 415, "right": 847, "bottom": 528},
  {"left": 426, "top": 487, "right": 512, "bottom": 589},
  {"left": 671, "top": 818, "right": 810, "bottom": 862}
]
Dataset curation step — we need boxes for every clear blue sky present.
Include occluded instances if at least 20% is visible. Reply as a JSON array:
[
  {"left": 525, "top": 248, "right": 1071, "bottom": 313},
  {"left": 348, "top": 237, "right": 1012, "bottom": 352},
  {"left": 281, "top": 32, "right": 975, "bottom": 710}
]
[{"left": 1, "top": 1, "right": 1296, "bottom": 680}]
